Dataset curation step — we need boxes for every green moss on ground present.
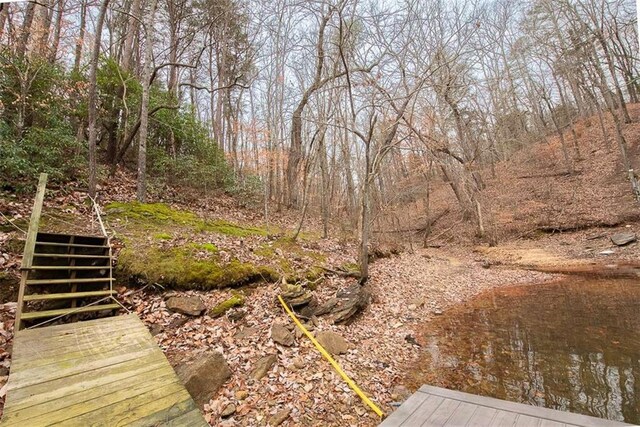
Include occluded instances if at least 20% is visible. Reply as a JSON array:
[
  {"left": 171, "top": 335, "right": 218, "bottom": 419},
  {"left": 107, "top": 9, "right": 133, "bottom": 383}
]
[
  {"left": 209, "top": 292, "right": 245, "bottom": 317},
  {"left": 117, "top": 245, "right": 278, "bottom": 290},
  {"left": 154, "top": 233, "right": 172, "bottom": 240},
  {"left": 191, "top": 242, "right": 218, "bottom": 252},
  {"left": 106, "top": 202, "right": 271, "bottom": 237}
]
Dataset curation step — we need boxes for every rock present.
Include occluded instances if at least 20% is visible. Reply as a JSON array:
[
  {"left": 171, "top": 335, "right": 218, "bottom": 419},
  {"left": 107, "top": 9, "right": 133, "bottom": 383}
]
[
  {"left": 280, "top": 283, "right": 313, "bottom": 307},
  {"left": 331, "top": 284, "right": 370, "bottom": 324},
  {"left": 251, "top": 354, "right": 277, "bottom": 380},
  {"left": 268, "top": 408, "right": 291, "bottom": 426},
  {"left": 235, "top": 390, "right": 249, "bottom": 400},
  {"left": 433, "top": 308, "right": 443, "bottom": 315},
  {"left": 176, "top": 352, "right": 231, "bottom": 406},
  {"left": 168, "top": 315, "right": 189, "bottom": 329},
  {"left": 611, "top": 232, "right": 637, "bottom": 246},
  {"left": 221, "top": 403, "right": 236, "bottom": 418},
  {"left": 271, "top": 324, "right": 294, "bottom": 346},
  {"left": 234, "top": 326, "right": 258, "bottom": 340},
  {"left": 599, "top": 249, "right": 615, "bottom": 256},
  {"left": 313, "top": 297, "right": 338, "bottom": 317},
  {"left": 293, "top": 357, "right": 305, "bottom": 369},
  {"left": 148, "top": 324, "right": 163, "bottom": 336},
  {"left": 390, "top": 384, "right": 411, "bottom": 401},
  {"left": 316, "top": 331, "right": 349, "bottom": 355},
  {"left": 227, "top": 309, "right": 246, "bottom": 322},
  {"left": 166, "top": 296, "right": 206, "bottom": 316},
  {"left": 209, "top": 293, "right": 245, "bottom": 318},
  {"left": 298, "top": 296, "right": 319, "bottom": 317}
]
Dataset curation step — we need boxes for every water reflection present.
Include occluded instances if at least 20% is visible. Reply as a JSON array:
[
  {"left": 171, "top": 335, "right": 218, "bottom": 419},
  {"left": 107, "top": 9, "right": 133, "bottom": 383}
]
[{"left": 413, "top": 278, "right": 640, "bottom": 424}]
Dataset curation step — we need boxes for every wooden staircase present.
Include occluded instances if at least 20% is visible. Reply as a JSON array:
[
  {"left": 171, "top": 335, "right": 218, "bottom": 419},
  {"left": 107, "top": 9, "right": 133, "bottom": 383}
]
[{"left": 16, "top": 174, "right": 119, "bottom": 330}]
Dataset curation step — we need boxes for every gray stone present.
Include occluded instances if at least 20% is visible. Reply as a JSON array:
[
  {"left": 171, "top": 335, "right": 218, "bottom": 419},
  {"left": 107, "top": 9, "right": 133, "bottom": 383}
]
[
  {"left": 251, "top": 354, "right": 277, "bottom": 380},
  {"left": 599, "top": 249, "right": 615, "bottom": 255},
  {"left": 176, "top": 352, "right": 231, "bottom": 406},
  {"left": 271, "top": 323, "right": 294, "bottom": 346},
  {"left": 316, "top": 331, "right": 349, "bottom": 355},
  {"left": 611, "top": 232, "right": 637, "bottom": 246},
  {"left": 166, "top": 296, "right": 206, "bottom": 316},
  {"left": 268, "top": 408, "right": 291, "bottom": 426}
]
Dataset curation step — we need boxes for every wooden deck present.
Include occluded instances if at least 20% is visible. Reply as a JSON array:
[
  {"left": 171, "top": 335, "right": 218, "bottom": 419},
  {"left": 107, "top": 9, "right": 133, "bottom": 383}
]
[
  {"left": 1, "top": 314, "right": 207, "bottom": 426},
  {"left": 380, "top": 385, "right": 633, "bottom": 427}
]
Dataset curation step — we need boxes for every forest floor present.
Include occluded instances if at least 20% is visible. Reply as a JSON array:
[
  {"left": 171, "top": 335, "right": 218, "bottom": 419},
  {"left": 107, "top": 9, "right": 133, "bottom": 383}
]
[{"left": 1, "top": 179, "right": 638, "bottom": 425}]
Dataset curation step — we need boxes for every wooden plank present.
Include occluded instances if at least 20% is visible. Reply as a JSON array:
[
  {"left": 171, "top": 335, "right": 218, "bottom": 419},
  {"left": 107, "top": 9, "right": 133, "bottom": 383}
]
[
  {"left": 517, "top": 414, "right": 544, "bottom": 427},
  {"left": 20, "top": 303, "right": 119, "bottom": 321},
  {"left": 33, "top": 253, "right": 111, "bottom": 259},
  {"left": 379, "top": 389, "right": 431, "bottom": 427},
  {"left": 6, "top": 346, "right": 158, "bottom": 389},
  {"left": 11, "top": 326, "right": 150, "bottom": 364},
  {"left": 462, "top": 404, "right": 498, "bottom": 426},
  {"left": 3, "top": 370, "right": 176, "bottom": 423},
  {"left": 34, "top": 242, "right": 109, "bottom": 249},
  {"left": 2, "top": 314, "right": 206, "bottom": 426},
  {"left": 23, "top": 290, "right": 116, "bottom": 301},
  {"left": 418, "top": 385, "right": 631, "bottom": 426},
  {"left": 15, "top": 312, "right": 134, "bottom": 337},
  {"left": 26, "top": 265, "right": 110, "bottom": 271},
  {"left": 492, "top": 410, "right": 521, "bottom": 426},
  {"left": 147, "top": 408, "right": 209, "bottom": 427},
  {"left": 421, "top": 396, "right": 460, "bottom": 426},
  {"left": 442, "top": 401, "right": 478, "bottom": 426},
  {"left": 400, "top": 394, "right": 444, "bottom": 426},
  {"left": 26, "top": 277, "right": 114, "bottom": 285},
  {"left": 4, "top": 358, "right": 168, "bottom": 408},
  {"left": 12, "top": 334, "right": 155, "bottom": 374},
  {"left": 5, "top": 376, "right": 187, "bottom": 425}
]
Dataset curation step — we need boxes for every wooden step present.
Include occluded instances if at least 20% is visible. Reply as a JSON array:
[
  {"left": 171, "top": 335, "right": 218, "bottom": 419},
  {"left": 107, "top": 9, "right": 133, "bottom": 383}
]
[
  {"left": 33, "top": 253, "right": 111, "bottom": 259},
  {"left": 35, "top": 242, "right": 109, "bottom": 249},
  {"left": 26, "top": 278, "right": 115, "bottom": 285},
  {"left": 20, "top": 304, "right": 121, "bottom": 321},
  {"left": 23, "top": 290, "right": 117, "bottom": 302},
  {"left": 26, "top": 265, "right": 110, "bottom": 271},
  {"left": 37, "top": 232, "right": 105, "bottom": 240}
]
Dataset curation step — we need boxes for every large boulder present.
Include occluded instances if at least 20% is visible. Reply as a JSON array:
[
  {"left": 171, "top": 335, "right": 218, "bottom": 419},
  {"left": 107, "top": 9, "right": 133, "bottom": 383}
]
[
  {"left": 166, "top": 295, "right": 206, "bottom": 316},
  {"left": 176, "top": 352, "right": 231, "bottom": 406},
  {"left": 611, "top": 232, "right": 637, "bottom": 246},
  {"left": 316, "top": 331, "right": 349, "bottom": 355},
  {"left": 271, "top": 324, "right": 294, "bottom": 346}
]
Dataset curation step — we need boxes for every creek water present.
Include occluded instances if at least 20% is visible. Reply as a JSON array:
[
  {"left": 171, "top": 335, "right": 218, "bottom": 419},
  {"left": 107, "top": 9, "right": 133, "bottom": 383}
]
[{"left": 413, "top": 277, "right": 640, "bottom": 424}]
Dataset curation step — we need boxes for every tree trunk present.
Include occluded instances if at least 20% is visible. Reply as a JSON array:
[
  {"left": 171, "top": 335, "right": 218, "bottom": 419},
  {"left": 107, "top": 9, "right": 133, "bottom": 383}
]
[
  {"left": 17, "top": 2, "right": 36, "bottom": 58},
  {"left": 88, "top": 0, "right": 111, "bottom": 198},
  {"left": 136, "top": 0, "right": 158, "bottom": 202},
  {"left": 48, "top": 0, "right": 65, "bottom": 63},
  {"left": 73, "top": 0, "right": 87, "bottom": 73}
]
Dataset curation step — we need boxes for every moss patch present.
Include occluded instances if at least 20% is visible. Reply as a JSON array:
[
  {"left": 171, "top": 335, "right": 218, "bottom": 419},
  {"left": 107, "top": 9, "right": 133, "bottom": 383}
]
[
  {"left": 191, "top": 242, "right": 218, "bottom": 253},
  {"left": 209, "top": 293, "right": 245, "bottom": 318},
  {"left": 117, "top": 245, "right": 278, "bottom": 290},
  {"left": 154, "top": 233, "right": 172, "bottom": 240},
  {"left": 106, "top": 202, "right": 271, "bottom": 237}
]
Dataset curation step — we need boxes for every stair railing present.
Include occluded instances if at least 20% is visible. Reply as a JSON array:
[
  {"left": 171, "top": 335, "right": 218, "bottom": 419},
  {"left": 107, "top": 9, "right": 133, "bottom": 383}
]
[{"left": 15, "top": 173, "right": 48, "bottom": 331}]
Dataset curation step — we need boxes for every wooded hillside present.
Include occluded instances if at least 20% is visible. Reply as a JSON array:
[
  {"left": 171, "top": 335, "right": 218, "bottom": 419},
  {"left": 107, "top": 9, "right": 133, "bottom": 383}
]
[{"left": 0, "top": 0, "right": 638, "bottom": 278}]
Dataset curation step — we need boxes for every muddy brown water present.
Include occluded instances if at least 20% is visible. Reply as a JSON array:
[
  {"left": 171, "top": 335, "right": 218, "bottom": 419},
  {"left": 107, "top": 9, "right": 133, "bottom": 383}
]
[{"left": 411, "top": 276, "right": 640, "bottom": 424}]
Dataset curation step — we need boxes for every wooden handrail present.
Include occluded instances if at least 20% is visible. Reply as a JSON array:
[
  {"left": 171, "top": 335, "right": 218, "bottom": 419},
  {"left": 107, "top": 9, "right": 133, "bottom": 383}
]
[
  {"left": 16, "top": 173, "right": 47, "bottom": 331},
  {"left": 21, "top": 173, "right": 48, "bottom": 270}
]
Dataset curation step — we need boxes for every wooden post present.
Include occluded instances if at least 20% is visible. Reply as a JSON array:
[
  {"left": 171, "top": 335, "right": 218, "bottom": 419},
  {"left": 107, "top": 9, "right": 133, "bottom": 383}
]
[{"left": 15, "top": 173, "right": 48, "bottom": 331}]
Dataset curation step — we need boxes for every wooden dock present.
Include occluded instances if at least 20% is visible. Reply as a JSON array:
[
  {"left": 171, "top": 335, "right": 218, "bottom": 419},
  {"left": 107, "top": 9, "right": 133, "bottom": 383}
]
[
  {"left": 1, "top": 314, "right": 207, "bottom": 426},
  {"left": 380, "top": 385, "right": 633, "bottom": 427}
]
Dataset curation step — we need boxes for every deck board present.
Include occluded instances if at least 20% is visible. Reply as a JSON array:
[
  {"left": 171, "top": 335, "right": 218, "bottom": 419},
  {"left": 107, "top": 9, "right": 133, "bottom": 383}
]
[
  {"left": 0, "top": 314, "right": 207, "bottom": 427},
  {"left": 380, "top": 385, "right": 632, "bottom": 427}
]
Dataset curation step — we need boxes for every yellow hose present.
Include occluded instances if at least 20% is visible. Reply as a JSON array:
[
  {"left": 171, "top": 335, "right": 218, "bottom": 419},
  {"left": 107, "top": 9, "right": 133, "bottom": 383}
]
[{"left": 277, "top": 295, "right": 385, "bottom": 418}]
